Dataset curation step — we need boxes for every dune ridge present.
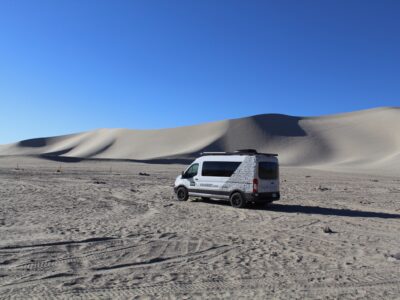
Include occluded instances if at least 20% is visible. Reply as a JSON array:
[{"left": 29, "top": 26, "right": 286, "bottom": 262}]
[{"left": 1, "top": 107, "right": 399, "bottom": 174}]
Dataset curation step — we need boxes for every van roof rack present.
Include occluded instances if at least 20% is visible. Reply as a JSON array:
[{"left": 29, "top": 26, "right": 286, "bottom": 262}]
[
  {"left": 200, "top": 149, "right": 278, "bottom": 156},
  {"left": 236, "top": 149, "right": 258, "bottom": 154}
]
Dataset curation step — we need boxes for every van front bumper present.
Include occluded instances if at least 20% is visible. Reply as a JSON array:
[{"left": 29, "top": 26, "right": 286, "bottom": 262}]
[{"left": 244, "top": 192, "right": 280, "bottom": 203}]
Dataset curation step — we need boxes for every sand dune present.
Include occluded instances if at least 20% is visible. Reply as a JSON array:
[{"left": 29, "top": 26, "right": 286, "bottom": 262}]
[{"left": 1, "top": 107, "right": 399, "bottom": 174}]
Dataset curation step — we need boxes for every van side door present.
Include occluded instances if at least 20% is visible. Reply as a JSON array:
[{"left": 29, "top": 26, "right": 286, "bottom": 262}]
[{"left": 198, "top": 161, "right": 241, "bottom": 198}]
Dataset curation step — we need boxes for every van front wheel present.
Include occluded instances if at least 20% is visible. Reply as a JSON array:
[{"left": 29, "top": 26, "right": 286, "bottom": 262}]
[
  {"left": 230, "top": 192, "right": 246, "bottom": 208},
  {"left": 176, "top": 187, "right": 189, "bottom": 201}
]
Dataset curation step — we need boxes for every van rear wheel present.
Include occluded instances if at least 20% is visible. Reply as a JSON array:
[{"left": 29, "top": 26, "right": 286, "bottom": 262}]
[
  {"left": 230, "top": 192, "right": 246, "bottom": 208},
  {"left": 176, "top": 187, "right": 189, "bottom": 201}
]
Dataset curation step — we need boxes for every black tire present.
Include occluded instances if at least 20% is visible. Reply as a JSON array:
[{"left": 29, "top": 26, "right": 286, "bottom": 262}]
[
  {"left": 176, "top": 186, "right": 189, "bottom": 201},
  {"left": 230, "top": 192, "right": 246, "bottom": 208}
]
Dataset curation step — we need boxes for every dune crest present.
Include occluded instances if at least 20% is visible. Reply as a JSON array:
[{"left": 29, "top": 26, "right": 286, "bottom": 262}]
[{"left": 1, "top": 107, "right": 399, "bottom": 174}]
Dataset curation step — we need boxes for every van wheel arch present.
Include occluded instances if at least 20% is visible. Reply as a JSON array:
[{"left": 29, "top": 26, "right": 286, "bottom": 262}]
[
  {"left": 229, "top": 190, "right": 247, "bottom": 208},
  {"left": 176, "top": 186, "right": 189, "bottom": 201},
  {"left": 229, "top": 190, "right": 245, "bottom": 198}
]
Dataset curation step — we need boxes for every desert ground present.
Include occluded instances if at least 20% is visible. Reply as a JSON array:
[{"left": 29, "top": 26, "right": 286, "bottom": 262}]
[{"left": 1, "top": 156, "right": 399, "bottom": 299}]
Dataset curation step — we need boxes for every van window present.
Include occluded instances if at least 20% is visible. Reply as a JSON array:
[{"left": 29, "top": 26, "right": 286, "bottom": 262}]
[
  {"left": 202, "top": 161, "right": 241, "bottom": 177},
  {"left": 184, "top": 164, "right": 198, "bottom": 178},
  {"left": 258, "top": 162, "right": 278, "bottom": 180}
]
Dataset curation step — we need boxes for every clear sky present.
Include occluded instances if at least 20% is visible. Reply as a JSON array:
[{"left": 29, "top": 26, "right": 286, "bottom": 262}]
[{"left": 1, "top": 0, "right": 399, "bottom": 144}]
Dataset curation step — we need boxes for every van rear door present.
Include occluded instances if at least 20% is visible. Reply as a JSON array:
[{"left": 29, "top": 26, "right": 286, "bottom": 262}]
[{"left": 257, "top": 161, "right": 279, "bottom": 193}]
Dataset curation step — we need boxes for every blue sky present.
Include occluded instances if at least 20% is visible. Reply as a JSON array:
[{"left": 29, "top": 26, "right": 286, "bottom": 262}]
[{"left": 1, "top": 0, "right": 399, "bottom": 143}]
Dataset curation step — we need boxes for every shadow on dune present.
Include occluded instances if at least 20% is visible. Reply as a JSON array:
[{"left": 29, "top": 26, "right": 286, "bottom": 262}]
[
  {"left": 39, "top": 147, "right": 85, "bottom": 162},
  {"left": 39, "top": 155, "right": 85, "bottom": 163},
  {"left": 178, "top": 114, "right": 308, "bottom": 158},
  {"left": 18, "top": 138, "right": 48, "bottom": 147},
  {"left": 195, "top": 199, "right": 400, "bottom": 219},
  {"left": 251, "top": 114, "right": 306, "bottom": 137},
  {"left": 39, "top": 140, "right": 117, "bottom": 163},
  {"left": 38, "top": 155, "right": 193, "bottom": 164},
  {"left": 197, "top": 114, "right": 306, "bottom": 154}
]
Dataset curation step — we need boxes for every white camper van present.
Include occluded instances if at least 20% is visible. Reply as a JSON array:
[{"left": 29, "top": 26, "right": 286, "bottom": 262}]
[{"left": 174, "top": 149, "right": 280, "bottom": 208}]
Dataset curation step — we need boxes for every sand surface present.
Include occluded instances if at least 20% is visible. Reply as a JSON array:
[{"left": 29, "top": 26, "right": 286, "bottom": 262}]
[
  {"left": 1, "top": 107, "right": 399, "bottom": 175},
  {"left": 1, "top": 156, "right": 400, "bottom": 299}
]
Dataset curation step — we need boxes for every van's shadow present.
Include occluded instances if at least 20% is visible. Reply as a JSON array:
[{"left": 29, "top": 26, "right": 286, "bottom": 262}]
[{"left": 193, "top": 199, "right": 400, "bottom": 219}]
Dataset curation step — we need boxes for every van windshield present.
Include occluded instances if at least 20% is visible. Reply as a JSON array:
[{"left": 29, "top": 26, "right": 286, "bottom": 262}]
[
  {"left": 202, "top": 161, "right": 241, "bottom": 177},
  {"left": 184, "top": 164, "right": 199, "bottom": 178},
  {"left": 258, "top": 162, "right": 278, "bottom": 180}
]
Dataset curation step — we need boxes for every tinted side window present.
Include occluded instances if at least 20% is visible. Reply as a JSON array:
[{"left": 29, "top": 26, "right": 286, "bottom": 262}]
[
  {"left": 184, "top": 164, "right": 198, "bottom": 178},
  {"left": 258, "top": 162, "right": 278, "bottom": 180},
  {"left": 202, "top": 161, "right": 241, "bottom": 177}
]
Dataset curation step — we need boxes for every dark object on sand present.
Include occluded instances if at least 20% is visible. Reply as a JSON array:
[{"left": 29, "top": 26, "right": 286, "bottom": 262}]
[
  {"left": 93, "top": 180, "right": 106, "bottom": 185},
  {"left": 139, "top": 172, "right": 150, "bottom": 176},
  {"left": 323, "top": 226, "right": 334, "bottom": 234},
  {"left": 390, "top": 253, "right": 400, "bottom": 260},
  {"left": 318, "top": 186, "right": 331, "bottom": 191}
]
